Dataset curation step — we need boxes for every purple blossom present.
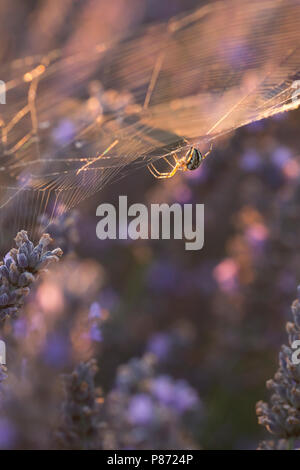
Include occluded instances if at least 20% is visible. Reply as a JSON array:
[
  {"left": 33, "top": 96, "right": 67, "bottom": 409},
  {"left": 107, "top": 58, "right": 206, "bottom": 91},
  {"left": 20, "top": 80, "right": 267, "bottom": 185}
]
[
  {"left": 172, "top": 380, "right": 199, "bottom": 413},
  {"left": 146, "top": 333, "right": 172, "bottom": 359},
  {"left": 89, "top": 324, "right": 103, "bottom": 342},
  {"left": 52, "top": 119, "right": 76, "bottom": 146},
  {"left": 127, "top": 394, "right": 154, "bottom": 425},
  {"left": 89, "top": 302, "right": 102, "bottom": 320},
  {"left": 151, "top": 376, "right": 174, "bottom": 405},
  {"left": 0, "top": 231, "right": 62, "bottom": 322},
  {"left": 151, "top": 376, "right": 199, "bottom": 413},
  {"left": 240, "top": 150, "right": 261, "bottom": 171},
  {"left": 42, "top": 334, "right": 70, "bottom": 367},
  {"left": 272, "top": 146, "right": 292, "bottom": 168},
  {"left": 13, "top": 317, "right": 28, "bottom": 340}
]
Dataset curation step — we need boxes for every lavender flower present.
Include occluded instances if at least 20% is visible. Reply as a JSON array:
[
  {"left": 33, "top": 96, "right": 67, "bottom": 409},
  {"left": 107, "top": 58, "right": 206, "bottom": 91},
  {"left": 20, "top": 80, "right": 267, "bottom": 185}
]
[
  {"left": 103, "top": 354, "right": 201, "bottom": 450},
  {"left": 257, "top": 440, "right": 289, "bottom": 450},
  {"left": 146, "top": 333, "right": 172, "bottom": 359},
  {"left": 127, "top": 394, "right": 154, "bottom": 425},
  {"left": 0, "top": 231, "right": 62, "bottom": 322},
  {"left": 151, "top": 376, "right": 199, "bottom": 413},
  {"left": 55, "top": 359, "right": 102, "bottom": 450},
  {"left": 0, "top": 365, "right": 7, "bottom": 399},
  {"left": 256, "top": 286, "right": 300, "bottom": 447}
]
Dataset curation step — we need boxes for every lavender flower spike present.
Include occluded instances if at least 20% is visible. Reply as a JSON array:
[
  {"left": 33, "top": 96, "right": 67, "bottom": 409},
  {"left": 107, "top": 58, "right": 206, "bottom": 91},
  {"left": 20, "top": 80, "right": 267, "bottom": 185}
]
[
  {"left": 0, "top": 365, "right": 7, "bottom": 398},
  {"left": 0, "top": 231, "right": 63, "bottom": 322},
  {"left": 55, "top": 359, "right": 102, "bottom": 450},
  {"left": 256, "top": 285, "right": 300, "bottom": 448}
]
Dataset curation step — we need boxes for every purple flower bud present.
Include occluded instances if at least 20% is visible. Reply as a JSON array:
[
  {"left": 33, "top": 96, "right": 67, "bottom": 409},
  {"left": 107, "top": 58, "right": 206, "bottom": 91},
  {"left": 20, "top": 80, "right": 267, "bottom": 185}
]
[
  {"left": 172, "top": 380, "right": 199, "bottom": 412},
  {"left": 127, "top": 394, "right": 154, "bottom": 425},
  {"left": 0, "top": 265, "right": 9, "bottom": 280},
  {"left": 0, "top": 230, "right": 62, "bottom": 323},
  {"left": 90, "top": 324, "right": 102, "bottom": 342},
  {"left": 17, "top": 253, "right": 28, "bottom": 268},
  {"left": 8, "top": 264, "right": 19, "bottom": 285},
  {"left": 28, "top": 252, "right": 39, "bottom": 268},
  {"left": 4, "top": 254, "right": 13, "bottom": 269},
  {"left": 18, "top": 272, "right": 35, "bottom": 287},
  {"left": 0, "top": 293, "right": 9, "bottom": 306},
  {"left": 89, "top": 302, "right": 102, "bottom": 319},
  {"left": 151, "top": 376, "right": 173, "bottom": 405},
  {"left": 146, "top": 333, "right": 171, "bottom": 359}
]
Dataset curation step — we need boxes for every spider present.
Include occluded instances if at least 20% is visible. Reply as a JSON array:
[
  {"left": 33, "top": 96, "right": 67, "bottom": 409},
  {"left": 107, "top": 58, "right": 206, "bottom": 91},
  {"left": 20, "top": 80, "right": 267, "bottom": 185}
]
[{"left": 147, "top": 144, "right": 213, "bottom": 179}]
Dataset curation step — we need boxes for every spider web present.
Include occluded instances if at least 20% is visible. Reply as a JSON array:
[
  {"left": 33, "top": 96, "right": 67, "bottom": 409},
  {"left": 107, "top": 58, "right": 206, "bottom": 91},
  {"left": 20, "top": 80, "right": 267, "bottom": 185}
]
[{"left": 0, "top": 0, "right": 300, "bottom": 245}]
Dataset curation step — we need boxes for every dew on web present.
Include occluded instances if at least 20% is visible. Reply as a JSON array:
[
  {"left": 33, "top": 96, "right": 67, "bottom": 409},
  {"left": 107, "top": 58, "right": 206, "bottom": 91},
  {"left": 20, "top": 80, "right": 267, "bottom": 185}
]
[{"left": 0, "top": 0, "right": 300, "bottom": 247}]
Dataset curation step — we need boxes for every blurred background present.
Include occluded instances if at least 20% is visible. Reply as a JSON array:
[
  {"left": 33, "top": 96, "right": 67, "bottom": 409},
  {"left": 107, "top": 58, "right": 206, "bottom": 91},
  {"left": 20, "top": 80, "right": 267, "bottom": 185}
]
[{"left": 0, "top": 0, "right": 300, "bottom": 450}]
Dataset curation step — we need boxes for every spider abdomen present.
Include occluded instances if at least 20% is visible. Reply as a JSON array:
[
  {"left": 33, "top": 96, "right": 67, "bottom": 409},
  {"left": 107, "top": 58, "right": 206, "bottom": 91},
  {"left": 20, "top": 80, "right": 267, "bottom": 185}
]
[{"left": 186, "top": 147, "right": 202, "bottom": 170}]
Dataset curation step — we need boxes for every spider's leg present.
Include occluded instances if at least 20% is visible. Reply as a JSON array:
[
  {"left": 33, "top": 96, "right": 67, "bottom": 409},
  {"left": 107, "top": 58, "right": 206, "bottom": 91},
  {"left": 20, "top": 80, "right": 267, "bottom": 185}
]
[
  {"left": 163, "top": 158, "right": 174, "bottom": 168},
  {"left": 148, "top": 156, "right": 176, "bottom": 175},
  {"left": 147, "top": 162, "right": 161, "bottom": 177},
  {"left": 203, "top": 143, "right": 213, "bottom": 160},
  {"left": 147, "top": 161, "right": 179, "bottom": 179},
  {"left": 172, "top": 152, "right": 180, "bottom": 164},
  {"left": 163, "top": 156, "right": 177, "bottom": 169},
  {"left": 148, "top": 162, "right": 174, "bottom": 177},
  {"left": 155, "top": 165, "right": 180, "bottom": 178}
]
